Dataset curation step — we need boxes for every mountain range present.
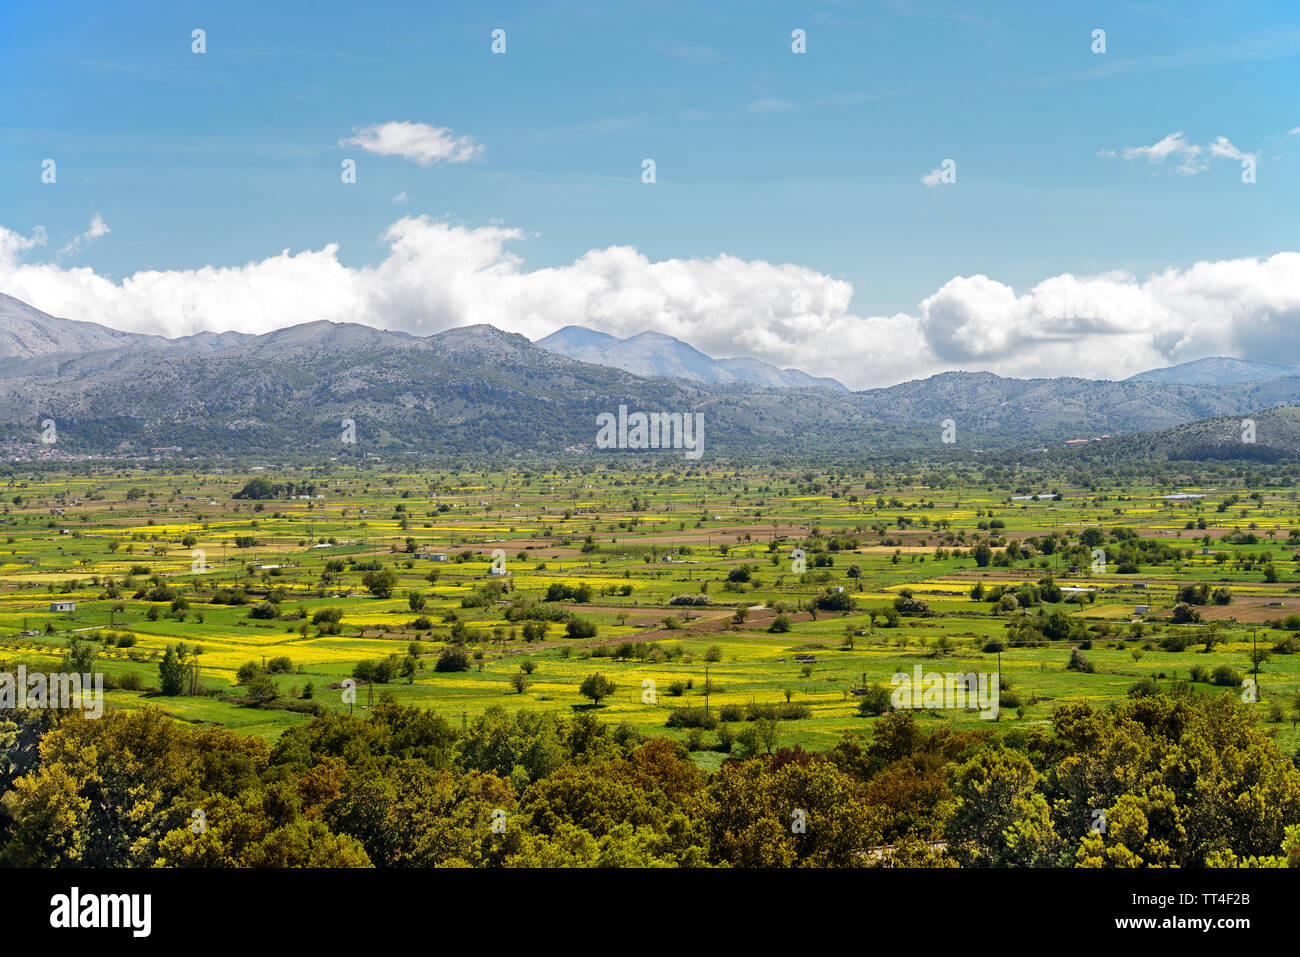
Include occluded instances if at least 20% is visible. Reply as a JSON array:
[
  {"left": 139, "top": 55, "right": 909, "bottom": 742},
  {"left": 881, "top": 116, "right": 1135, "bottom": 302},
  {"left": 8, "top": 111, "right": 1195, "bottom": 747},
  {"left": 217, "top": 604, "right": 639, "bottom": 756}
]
[{"left": 0, "top": 292, "right": 1295, "bottom": 461}]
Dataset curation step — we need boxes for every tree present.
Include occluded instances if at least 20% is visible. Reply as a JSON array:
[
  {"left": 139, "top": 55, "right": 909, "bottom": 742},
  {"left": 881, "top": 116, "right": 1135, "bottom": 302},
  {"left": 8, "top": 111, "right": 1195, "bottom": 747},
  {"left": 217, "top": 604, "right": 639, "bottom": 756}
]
[
  {"left": 62, "top": 638, "right": 96, "bottom": 674},
  {"left": 858, "top": 684, "right": 892, "bottom": 716},
  {"left": 362, "top": 568, "right": 398, "bottom": 599},
  {"left": 972, "top": 543, "right": 992, "bottom": 568},
  {"left": 235, "top": 661, "right": 263, "bottom": 685},
  {"left": 566, "top": 617, "right": 597, "bottom": 639},
  {"left": 946, "top": 747, "right": 1061, "bottom": 866},
  {"left": 754, "top": 716, "right": 780, "bottom": 754},
  {"left": 157, "top": 643, "right": 193, "bottom": 696},
  {"left": 1066, "top": 648, "right": 1095, "bottom": 673},
  {"left": 245, "top": 674, "right": 279, "bottom": 705},
  {"left": 579, "top": 673, "right": 617, "bottom": 707},
  {"left": 434, "top": 646, "right": 470, "bottom": 673},
  {"left": 232, "top": 477, "right": 276, "bottom": 500},
  {"left": 510, "top": 671, "right": 531, "bottom": 694}
]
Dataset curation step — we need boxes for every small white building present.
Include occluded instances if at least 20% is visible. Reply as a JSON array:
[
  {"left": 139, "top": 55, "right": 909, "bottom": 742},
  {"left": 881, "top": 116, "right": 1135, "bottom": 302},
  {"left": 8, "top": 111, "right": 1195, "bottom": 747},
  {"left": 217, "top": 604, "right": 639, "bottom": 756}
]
[
  {"left": 428, "top": 553, "right": 448, "bottom": 562},
  {"left": 1134, "top": 605, "right": 1150, "bottom": 615},
  {"left": 50, "top": 600, "right": 76, "bottom": 613}
]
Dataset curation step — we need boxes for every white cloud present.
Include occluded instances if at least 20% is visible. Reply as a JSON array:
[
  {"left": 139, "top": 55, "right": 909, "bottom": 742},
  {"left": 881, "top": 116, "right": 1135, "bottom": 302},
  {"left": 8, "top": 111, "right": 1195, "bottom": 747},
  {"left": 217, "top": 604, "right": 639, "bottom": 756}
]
[
  {"left": 0, "top": 225, "right": 46, "bottom": 263},
  {"left": 921, "top": 167, "right": 944, "bottom": 187},
  {"left": 1109, "top": 130, "right": 1257, "bottom": 175},
  {"left": 1206, "top": 135, "right": 1257, "bottom": 163},
  {"left": 339, "top": 121, "right": 483, "bottom": 167},
  {"left": 59, "top": 213, "right": 111, "bottom": 256},
  {"left": 1, "top": 217, "right": 1297, "bottom": 388},
  {"left": 392, "top": 191, "right": 408, "bottom": 203}
]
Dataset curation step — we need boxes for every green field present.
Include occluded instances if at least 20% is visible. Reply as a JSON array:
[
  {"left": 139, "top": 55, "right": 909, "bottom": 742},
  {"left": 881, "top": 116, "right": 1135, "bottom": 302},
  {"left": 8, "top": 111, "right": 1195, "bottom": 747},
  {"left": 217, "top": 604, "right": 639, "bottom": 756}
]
[{"left": 4, "top": 461, "right": 1298, "bottom": 764}]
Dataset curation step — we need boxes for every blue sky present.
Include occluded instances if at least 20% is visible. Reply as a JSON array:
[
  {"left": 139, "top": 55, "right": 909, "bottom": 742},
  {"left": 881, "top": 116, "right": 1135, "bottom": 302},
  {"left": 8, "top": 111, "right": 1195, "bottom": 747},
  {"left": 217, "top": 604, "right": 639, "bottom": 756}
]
[{"left": 1, "top": 0, "right": 1298, "bottom": 387}]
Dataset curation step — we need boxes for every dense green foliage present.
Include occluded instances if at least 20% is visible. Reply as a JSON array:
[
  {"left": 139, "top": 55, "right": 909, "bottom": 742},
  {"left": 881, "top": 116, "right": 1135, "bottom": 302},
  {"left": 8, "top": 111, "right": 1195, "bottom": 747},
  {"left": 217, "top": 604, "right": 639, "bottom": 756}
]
[{"left": 0, "top": 690, "right": 1296, "bottom": 868}]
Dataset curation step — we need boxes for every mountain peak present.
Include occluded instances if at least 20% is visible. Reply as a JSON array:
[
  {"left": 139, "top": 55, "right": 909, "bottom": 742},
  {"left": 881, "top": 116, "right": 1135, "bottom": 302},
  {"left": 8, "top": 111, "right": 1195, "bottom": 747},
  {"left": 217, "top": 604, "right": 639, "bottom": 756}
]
[
  {"left": 1127, "top": 357, "right": 1298, "bottom": 386},
  {"left": 535, "top": 324, "right": 848, "bottom": 391}
]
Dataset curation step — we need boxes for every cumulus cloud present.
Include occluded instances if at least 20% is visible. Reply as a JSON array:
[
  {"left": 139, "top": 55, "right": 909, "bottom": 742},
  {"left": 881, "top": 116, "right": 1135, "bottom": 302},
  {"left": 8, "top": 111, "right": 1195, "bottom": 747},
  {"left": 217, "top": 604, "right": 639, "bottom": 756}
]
[
  {"left": 917, "top": 258, "right": 1300, "bottom": 377},
  {"left": 0, "top": 217, "right": 1297, "bottom": 389},
  {"left": 1109, "top": 130, "right": 1257, "bottom": 175},
  {"left": 921, "top": 166, "right": 944, "bottom": 187},
  {"left": 0, "top": 225, "right": 46, "bottom": 262},
  {"left": 339, "top": 121, "right": 483, "bottom": 167}
]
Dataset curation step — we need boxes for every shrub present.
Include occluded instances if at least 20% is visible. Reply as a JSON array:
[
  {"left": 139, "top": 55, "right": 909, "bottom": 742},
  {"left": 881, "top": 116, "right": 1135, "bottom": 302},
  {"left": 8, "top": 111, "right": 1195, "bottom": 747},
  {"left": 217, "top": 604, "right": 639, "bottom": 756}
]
[
  {"left": 1272, "top": 634, "right": 1300, "bottom": 654},
  {"left": 235, "top": 661, "right": 263, "bottom": 685},
  {"left": 1129, "top": 676, "right": 1160, "bottom": 697},
  {"left": 665, "top": 706, "right": 717, "bottom": 730},
  {"left": 857, "top": 684, "right": 892, "bottom": 716},
  {"left": 1211, "top": 664, "right": 1243, "bottom": 687},
  {"left": 1066, "top": 649, "right": 1095, "bottom": 673},
  {"left": 814, "top": 590, "right": 854, "bottom": 612},
  {"left": 1159, "top": 631, "right": 1191, "bottom": 652},
  {"left": 744, "top": 701, "right": 811, "bottom": 721},
  {"left": 245, "top": 674, "right": 279, "bottom": 704},
  {"left": 354, "top": 655, "right": 401, "bottom": 683},
  {"left": 434, "top": 646, "right": 471, "bottom": 673},
  {"left": 565, "top": 617, "right": 598, "bottom": 639},
  {"left": 715, "top": 723, "right": 735, "bottom": 753}
]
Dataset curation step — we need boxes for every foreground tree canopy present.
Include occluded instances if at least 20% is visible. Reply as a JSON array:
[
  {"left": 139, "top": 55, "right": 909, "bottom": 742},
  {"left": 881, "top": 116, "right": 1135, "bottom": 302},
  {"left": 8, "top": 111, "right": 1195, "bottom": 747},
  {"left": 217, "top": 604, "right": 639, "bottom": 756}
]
[{"left": 0, "top": 689, "right": 1297, "bottom": 868}]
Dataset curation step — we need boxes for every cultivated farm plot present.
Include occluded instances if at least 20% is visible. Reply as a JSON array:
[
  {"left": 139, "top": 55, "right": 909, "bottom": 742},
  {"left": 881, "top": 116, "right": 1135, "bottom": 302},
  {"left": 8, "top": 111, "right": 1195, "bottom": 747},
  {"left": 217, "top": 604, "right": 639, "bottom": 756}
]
[{"left": 0, "top": 466, "right": 1296, "bottom": 758}]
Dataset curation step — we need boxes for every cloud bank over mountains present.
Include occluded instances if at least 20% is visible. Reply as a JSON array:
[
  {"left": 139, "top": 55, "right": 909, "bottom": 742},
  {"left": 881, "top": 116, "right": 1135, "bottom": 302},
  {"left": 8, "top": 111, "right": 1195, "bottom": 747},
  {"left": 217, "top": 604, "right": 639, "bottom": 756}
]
[{"left": 0, "top": 215, "right": 1296, "bottom": 390}]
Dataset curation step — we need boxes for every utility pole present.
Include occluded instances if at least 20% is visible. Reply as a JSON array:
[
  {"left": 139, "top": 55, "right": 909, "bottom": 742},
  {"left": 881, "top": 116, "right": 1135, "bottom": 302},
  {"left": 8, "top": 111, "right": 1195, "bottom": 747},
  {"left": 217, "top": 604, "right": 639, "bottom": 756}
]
[
  {"left": 704, "top": 666, "right": 710, "bottom": 719},
  {"left": 1252, "top": 629, "right": 1261, "bottom": 699}
]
